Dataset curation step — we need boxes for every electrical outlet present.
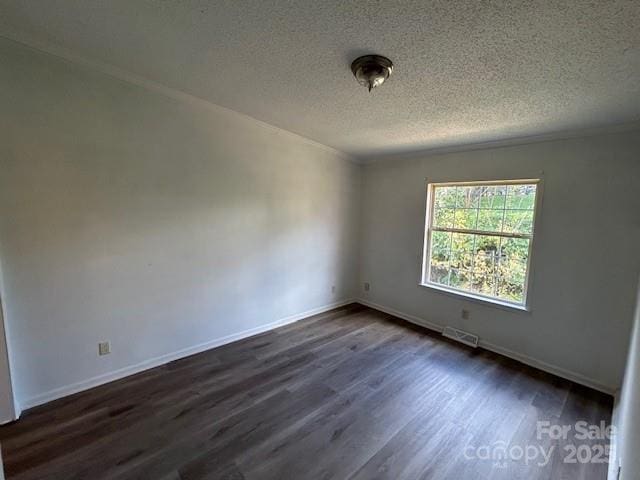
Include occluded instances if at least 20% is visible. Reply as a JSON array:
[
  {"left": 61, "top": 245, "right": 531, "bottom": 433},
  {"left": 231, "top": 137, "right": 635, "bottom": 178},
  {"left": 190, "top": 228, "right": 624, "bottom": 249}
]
[
  {"left": 461, "top": 309, "right": 470, "bottom": 320},
  {"left": 364, "top": 282, "right": 370, "bottom": 292},
  {"left": 98, "top": 341, "right": 111, "bottom": 356}
]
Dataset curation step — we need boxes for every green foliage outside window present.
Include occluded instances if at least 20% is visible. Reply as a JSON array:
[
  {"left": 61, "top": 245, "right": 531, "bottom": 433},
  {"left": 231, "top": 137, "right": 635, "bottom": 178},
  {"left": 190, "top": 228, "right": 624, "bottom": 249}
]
[{"left": 427, "top": 183, "right": 537, "bottom": 304}]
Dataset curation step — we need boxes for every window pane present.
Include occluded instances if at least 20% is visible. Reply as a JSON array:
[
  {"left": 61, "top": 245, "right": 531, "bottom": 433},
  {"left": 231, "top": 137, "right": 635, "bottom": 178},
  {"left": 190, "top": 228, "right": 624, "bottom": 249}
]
[
  {"left": 426, "top": 181, "right": 537, "bottom": 306},
  {"left": 450, "top": 268, "right": 472, "bottom": 291},
  {"left": 455, "top": 186, "right": 480, "bottom": 209},
  {"left": 475, "top": 234, "right": 500, "bottom": 254},
  {"left": 430, "top": 264, "right": 450, "bottom": 286},
  {"left": 450, "top": 232, "right": 474, "bottom": 270},
  {"left": 473, "top": 264, "right": 497, "bottom": 296},
  {"left": 506, "top": 184, "right": 537, "bottom": 210},
  {"left": 479, "top": 185, "right": 506, "bottom": 209},
  {"left": 430, "top": 231, "right": 451, "bottom": 262},
  {"left": 454, "top": 208, "right": 477, "bottom": 230},
  {"left": 434, "top": 208, "right": 454, "bottom": 228},
  {"left": 498, "top": 255, "right": 527, "bottom": 285},
  {"left": 472, "top": 235, "right": 499, "bottom": 296},
  {"left": 503, "top": 209, "right": 534, "bottom": 235},
  {"left": 477, "top": 186, "right": 493, "bottom": 208},
  {"left": 496, "top": 237, "right": 529, "bottom": 302},
  {"left": 501, "top": 237, "right": 529, "bottom": 264},
  {"left": 434, "top": 186, "right": 457, "bottom": 209},
  {"left": 497, "top": 278, "right": 525, "bottom": 303},
  {"left": 429, "top": 231, "right": 451, "bottom": 285},
  {"left": 477, "top": 209, "right": 504, "bottom": 233}
]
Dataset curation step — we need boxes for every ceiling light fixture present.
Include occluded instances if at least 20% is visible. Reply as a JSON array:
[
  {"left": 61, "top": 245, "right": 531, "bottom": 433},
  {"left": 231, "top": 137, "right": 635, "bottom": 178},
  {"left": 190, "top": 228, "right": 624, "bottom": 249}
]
[{"left": 350, "top": 55, "right": 394, "bottom": 92}]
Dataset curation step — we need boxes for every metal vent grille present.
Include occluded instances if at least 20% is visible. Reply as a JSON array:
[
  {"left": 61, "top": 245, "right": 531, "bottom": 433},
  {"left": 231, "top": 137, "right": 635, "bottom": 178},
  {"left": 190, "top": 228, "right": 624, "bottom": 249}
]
[{"left": 442, "top": 326, "right": 479, "bottom": 348}]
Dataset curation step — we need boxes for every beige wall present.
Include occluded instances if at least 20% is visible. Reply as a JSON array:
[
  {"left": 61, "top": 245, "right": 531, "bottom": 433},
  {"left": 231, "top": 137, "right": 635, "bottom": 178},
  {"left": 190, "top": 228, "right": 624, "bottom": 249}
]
[
  {"left": 359, "top": 131, "right": 640, "bottom": 392},
  {"left": 0, "top": 38, "right": 361, "bottom": 408},
  {"left": 0, "top": 292, "right": 16, "bottom": 423},
  {"left": 1, "top": 32, "right": 639, "bottom": 419}
]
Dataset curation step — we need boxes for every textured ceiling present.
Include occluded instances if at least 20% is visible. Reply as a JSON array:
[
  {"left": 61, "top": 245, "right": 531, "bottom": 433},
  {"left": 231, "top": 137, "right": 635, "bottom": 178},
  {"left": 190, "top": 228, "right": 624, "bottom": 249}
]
[{"left": 1, "top": 0, "right": 639, "bottom": 158}]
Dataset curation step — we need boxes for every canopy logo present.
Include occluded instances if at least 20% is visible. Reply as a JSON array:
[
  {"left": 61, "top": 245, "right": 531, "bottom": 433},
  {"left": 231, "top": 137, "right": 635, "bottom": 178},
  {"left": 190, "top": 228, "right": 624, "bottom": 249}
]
[
  {"left": 464, "top": 421, "right": 613, "bottom": 468},
  {"left": 463, "top": 441, "right": 554, "bottom": 468}
]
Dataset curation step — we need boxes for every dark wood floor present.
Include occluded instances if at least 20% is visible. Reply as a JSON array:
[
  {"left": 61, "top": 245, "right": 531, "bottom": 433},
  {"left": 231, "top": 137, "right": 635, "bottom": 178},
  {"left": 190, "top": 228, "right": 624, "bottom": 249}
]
[{"left": 0, "top": 304, "right": 612, "bottom": 480}]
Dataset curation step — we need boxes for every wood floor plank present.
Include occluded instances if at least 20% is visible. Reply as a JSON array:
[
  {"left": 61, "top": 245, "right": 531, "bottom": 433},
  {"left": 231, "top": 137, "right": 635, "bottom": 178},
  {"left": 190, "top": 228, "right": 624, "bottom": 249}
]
[{"left": 0, "top": 305, "right": 612, "bottom": 480}]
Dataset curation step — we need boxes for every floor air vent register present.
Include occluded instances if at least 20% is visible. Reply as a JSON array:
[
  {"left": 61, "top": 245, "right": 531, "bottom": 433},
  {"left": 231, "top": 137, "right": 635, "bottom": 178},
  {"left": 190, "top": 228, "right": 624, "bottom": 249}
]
[{"left": 442, "top": 326, "right": 479, "bottom": 348}]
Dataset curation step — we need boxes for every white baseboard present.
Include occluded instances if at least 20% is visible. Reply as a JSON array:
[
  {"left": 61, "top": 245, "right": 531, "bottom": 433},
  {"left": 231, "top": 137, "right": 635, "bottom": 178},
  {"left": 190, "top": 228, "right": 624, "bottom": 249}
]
[
  {"left": 357, "top": 298, "right": 615, "bottom": 395},
  {"left": 19, "top": 297, "right": 613, "bottom": 411},
  {"left": 0, "top": 407, "right": 20, "bottom": 426},
  {"left": 358, "top": 299, "right": 446, "bottom": 334},
  {"left": 21, "top": 299, "right": 356, "bottom": 410},
  {"left": 0, "top": 388, "right": 22, "bottom": 426},
  {"left": 478, "top": 338, "right": 615, "bottom": 395}
]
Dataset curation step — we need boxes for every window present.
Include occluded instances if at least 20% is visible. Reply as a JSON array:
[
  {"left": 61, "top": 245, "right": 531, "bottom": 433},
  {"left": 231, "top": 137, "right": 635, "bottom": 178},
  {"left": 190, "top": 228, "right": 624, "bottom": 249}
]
[{"left": 421, "top": 180, "right": 539, "bottom": 308}]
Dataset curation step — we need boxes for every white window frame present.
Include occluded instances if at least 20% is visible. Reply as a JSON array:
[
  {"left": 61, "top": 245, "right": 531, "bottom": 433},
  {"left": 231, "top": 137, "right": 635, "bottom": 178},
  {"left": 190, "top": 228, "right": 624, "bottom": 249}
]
[{"left": 420, "top": 179, "right": 541, "bottom": 311}]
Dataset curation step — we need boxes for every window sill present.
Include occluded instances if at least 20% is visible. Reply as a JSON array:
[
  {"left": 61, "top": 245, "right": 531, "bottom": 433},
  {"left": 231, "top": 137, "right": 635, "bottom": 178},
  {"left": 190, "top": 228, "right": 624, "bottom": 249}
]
[{"left": 419, "top": 282, "right": 531, "bottom": 313}]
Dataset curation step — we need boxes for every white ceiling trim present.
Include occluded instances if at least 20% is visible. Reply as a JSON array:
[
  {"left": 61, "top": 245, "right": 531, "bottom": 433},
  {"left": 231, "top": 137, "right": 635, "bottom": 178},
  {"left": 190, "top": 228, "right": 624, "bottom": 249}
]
[
  {"left": 0, "top": 32, "right": 358, "bottom": 164},
  {"left": 363, "top": 120, "right": 640, "bottom": 163},
  {"left": 2, "top": 31, "right": 638, "bottom": 165}
]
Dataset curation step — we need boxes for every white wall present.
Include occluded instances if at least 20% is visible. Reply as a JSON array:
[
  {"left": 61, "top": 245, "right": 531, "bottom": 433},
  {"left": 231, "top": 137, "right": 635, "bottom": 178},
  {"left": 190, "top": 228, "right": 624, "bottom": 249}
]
[
  {"left": 2, "top": 34, "right": 639, "bottom": 415},
  {"left": 0, "top": 294, "right": 17, "bottom": 423},
  {"left": 0, "top": 39, "right": 361, "bottom": 408},
  {"left": 614, "top": 280, "right": 640, "bottom": 479},
  {"left": 359, "top": 132, "right": 640, "bottom": 393},
  {"left": 0, "top": 254, "right": 19, "bottom": 423}
]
